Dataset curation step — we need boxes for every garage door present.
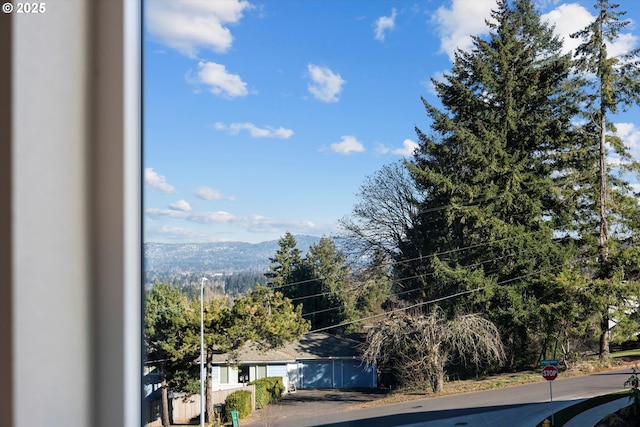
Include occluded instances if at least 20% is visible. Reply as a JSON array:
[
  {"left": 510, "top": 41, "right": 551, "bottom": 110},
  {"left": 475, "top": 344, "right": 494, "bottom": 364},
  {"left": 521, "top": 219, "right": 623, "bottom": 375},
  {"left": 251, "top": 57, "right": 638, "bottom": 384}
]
[
  {"left": 301, "top": 361, "right": 333, "bottom": 388},
  {"left": 342, "top": 361, "right": 375, "bottom": 388},
  {"left": 300, "top": 361, "right": 376, "bottom": 389}
]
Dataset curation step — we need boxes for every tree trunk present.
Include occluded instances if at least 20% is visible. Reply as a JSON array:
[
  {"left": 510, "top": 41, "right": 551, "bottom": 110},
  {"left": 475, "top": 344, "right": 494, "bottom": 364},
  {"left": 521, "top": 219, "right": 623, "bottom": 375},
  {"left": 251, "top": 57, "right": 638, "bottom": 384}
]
[
  {"left": 429, "top": 370, "right": 445, "bottom": 393},
  {"left": 599, "top": 314, "right": 610, "bottom": 363},
  {"left": 599, "top": 109, "right": 609, "bottom": 262},
  {"left": 160, "top": 363, "right": 171, "bottom": 427},
  {"left": 428, "top": 354, "right": 445, "bottom": 393},
  {"left": 598, "top": 85, "right": 610, "bottom": 362},
  {"left": 205, "top": 357, "right": 213, "bottom": 423}
]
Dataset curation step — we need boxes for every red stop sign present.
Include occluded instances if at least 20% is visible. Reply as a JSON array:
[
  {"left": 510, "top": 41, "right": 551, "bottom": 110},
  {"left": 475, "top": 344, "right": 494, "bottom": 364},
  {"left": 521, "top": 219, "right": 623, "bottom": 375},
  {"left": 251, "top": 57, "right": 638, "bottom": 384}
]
[{"left": 542, "top": 365, "right": 558, "bottom": 381}]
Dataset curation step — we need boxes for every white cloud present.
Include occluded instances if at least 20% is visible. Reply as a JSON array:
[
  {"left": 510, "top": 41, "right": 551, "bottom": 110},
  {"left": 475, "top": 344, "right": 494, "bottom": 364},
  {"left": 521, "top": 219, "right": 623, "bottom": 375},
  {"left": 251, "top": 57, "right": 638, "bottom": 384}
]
[
  {"left": 145, "top": 0, "right": 252, "bottom": 58},
  {"left": 607, "top": 123, "right": 640, "bottom": 172},
  {"left": 144, "top": 168, "right": 177, "bottom": 194},
  {"left": 423, "top": 70, "right": 446, "bottom": 96},
  {"left": 189, "top": 61, "right": 248, "bottom": 98},
  {"left": 375, "top": 143, "right": 391, "bottom": 156},
  {"left": 146, "top": 208, "right": 189, "bottom": 219},
  {"left": 392, "top": 139, "right": 419, "bottom": 156},
  {"left": 541, "top": 3, "right": 593, "bottom": 55},
  {"left": 543, "top": 4, "right": 638, "bottom": 57},
  {"left": 146, "top": 208, "right": 236, "bottom": 223},
  {"left": 169, "top": 199, "right": 192, "bottom": 212},
  {"left": 607, "top": 32, "right": 639, "bottom": 59},
  {"left": 194, "top": 186, "right": 235, "bottom": 201},
  {"left": 616, "top": 122, "right": 640, "bottom": 157},
  {"left": 374, "top": 8, "right": 397, "bottom": 42},
  {"left": 432, "top": 1, "right": 638, "bottom": 65},
  {"left": 189, "top": 211, "right": 237, "bottom": 223},
  {"left": 330, "top": 135, "right": 365, "bottom": 154},
  {"left": 214, "top": 122, "right": 294, "bottom": 139},
  {"left": 376, "top": 139, "right": 420, "bottom": 156},
  {"left": 307, "top": 64, "right": 346, "bottom": 103},
  {"left": 432, "top": 0, "right": 496, "bottom": 61},
  {"left": 245, "top": 215, "right": 316, "bottom": 233},
  {"left": 155, "top": 225, "right": 205, "bottom": 240},
  {"left": 146, "top": 207, "right": 316, "bottom": 235}
]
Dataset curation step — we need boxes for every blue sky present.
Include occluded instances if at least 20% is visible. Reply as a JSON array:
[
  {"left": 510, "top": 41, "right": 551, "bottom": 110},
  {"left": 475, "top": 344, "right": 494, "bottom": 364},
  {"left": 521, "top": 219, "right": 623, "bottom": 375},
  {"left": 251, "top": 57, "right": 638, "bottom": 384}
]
[{"left": 143, "top": 0, "right": 640, "bottom": 244}]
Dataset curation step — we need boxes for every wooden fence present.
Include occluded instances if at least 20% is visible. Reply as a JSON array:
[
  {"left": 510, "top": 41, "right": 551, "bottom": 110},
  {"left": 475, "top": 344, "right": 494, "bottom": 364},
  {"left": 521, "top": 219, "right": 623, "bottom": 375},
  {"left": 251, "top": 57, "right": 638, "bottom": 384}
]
[{"left": 144, "top": 385, "right": 256, "bottom": 426}]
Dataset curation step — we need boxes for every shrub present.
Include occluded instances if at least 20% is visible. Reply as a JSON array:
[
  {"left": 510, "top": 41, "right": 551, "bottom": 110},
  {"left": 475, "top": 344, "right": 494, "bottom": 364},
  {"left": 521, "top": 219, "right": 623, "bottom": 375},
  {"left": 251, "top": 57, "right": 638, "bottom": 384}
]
[
  {"left": 624, "top": 366, "right": 640, "bottom": 417},
  {"left": 266, "top": 377, "right": 284, "bottom": 400},
  {"left": 252, "top": 381, "right": 269, "bottom": 409},
  {"left": 266, "top": 376, "right": 284, "bottom": 399},
  {"left": 224, "top": 390, "right": 252, "bottom": 421},
  {"left": 250, "top": 377, "right": 284, "bottom": 408}
]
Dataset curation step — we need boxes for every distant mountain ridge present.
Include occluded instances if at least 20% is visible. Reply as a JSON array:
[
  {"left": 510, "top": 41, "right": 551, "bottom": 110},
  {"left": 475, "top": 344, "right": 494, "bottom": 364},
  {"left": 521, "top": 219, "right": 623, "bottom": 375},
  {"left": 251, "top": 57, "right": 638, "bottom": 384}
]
[{"left": 144, "top": 235, "right": 322, "bottom": 275}]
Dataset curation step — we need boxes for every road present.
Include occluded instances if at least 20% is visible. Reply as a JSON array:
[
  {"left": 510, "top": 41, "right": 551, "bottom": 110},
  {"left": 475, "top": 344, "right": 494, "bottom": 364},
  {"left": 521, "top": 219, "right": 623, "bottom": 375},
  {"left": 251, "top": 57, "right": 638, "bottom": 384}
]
[{"left": 242, "top": 368, "right": 634, "bottom": 427}]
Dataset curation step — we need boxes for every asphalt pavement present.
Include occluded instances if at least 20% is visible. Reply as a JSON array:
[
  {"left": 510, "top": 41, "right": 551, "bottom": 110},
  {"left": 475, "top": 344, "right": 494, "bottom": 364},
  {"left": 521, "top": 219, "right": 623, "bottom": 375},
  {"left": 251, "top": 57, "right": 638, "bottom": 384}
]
[
  {"left": 563, "top": 396, "right": 631, "bottom": 427},
  {"left": 240, "top": 368, "right": 635, "bottom": 427}
]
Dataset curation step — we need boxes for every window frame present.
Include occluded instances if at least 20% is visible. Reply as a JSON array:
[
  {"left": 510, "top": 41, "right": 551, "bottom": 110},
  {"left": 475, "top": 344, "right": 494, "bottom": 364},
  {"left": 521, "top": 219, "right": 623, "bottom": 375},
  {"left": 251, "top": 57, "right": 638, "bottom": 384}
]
[{"left": 3, "top": 1, "right": 143, "bottom": 426}]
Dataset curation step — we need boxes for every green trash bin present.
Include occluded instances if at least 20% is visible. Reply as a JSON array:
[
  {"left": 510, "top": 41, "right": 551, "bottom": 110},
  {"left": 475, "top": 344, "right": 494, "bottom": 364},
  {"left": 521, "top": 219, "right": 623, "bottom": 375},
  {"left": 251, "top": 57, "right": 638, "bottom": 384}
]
[{"left": 230, "top": 410, "right": 240, "bottom": 427}]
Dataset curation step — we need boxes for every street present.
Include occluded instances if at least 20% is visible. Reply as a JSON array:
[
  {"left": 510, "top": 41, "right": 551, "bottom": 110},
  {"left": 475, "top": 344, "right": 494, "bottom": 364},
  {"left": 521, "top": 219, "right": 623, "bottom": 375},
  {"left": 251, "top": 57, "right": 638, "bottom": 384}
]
[{"left": 242, "top": 368, "right": 635, "bottom": 427}]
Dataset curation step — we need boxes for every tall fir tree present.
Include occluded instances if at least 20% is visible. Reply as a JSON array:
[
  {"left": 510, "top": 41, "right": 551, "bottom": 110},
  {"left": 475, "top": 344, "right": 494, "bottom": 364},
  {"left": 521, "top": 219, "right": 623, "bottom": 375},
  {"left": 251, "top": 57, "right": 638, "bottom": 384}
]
[
  {"left": 405, "top": 0, "right": 578, "bottom": 366},
  {"left": 301, "top": 236, "right": 355, "bottom": 332},
  {"left": 570, "top": 0, "right": 640, "bottom": 360},
  {"left": 352, "top": 248, "right": 394, "bottom": 318},
  {"left": 265, "top": 231, "right": 303, "bottom": 289},
  {"left": 266, "top": 233, "right": 354, "bottom": 332}
]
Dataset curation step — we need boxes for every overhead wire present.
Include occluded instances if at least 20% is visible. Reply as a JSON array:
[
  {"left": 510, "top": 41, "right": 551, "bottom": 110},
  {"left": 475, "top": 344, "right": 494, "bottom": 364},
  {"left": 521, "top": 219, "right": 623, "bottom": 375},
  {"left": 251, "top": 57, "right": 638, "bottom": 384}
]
[
  {"left": 309, "top": 252, "right": 604, "bottom": 333},
  {"left": 290, "top": 234, "right": 571, "bottom": 305},
  {"left": 264, "top": 170, "right": 627, "bottom": 326}
]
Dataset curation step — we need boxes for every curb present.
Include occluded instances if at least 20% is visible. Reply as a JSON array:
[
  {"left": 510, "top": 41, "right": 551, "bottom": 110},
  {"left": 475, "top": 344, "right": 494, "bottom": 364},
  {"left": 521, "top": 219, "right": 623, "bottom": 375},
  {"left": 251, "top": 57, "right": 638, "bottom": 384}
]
[{"left": 561, "top": 397, "right": 630, "bottom": 427}]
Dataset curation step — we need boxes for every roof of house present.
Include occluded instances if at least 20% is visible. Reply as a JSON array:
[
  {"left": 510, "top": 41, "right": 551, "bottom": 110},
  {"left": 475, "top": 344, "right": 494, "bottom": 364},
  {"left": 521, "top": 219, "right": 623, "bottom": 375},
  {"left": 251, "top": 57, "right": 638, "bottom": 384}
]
[{"left": 210, "top": 332, "right": 366, "bottom": 364}]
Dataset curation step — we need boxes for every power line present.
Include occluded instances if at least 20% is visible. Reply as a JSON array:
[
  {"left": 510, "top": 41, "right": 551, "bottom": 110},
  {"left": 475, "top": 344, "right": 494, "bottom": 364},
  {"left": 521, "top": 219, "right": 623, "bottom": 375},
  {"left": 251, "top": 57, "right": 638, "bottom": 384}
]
[
  {"left": 268, "top": 173, "right": 598, "bottom": 294},
  {"left": 305, "top": 239, "right": 637, "bottom": 330},
  {"left": 271, "top": 215, "right": 581, "bottom": 295},
  {"left": 309, "top": 253, "right": 602, "bottom": 333},
  {"left": 300, "top": 237, "right": 591, "bottom": 320},
  {"left": 292, "top": 235, "right": 571, "bottom": 306}
]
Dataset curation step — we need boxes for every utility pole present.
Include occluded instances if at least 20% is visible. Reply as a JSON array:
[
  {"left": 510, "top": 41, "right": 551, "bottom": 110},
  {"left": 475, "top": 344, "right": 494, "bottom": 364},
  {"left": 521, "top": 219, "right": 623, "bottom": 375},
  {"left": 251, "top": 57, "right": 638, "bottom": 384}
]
[{"left": 200, "top": 277, "right": 208, "bottom": 427}]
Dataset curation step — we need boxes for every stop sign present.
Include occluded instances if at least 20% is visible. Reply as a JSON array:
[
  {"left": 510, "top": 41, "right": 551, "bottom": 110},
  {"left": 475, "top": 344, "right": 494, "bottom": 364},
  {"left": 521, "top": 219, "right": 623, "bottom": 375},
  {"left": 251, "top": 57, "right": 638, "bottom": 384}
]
[{"left": 542, "top": 365, "right": 558, "bottom": 381}]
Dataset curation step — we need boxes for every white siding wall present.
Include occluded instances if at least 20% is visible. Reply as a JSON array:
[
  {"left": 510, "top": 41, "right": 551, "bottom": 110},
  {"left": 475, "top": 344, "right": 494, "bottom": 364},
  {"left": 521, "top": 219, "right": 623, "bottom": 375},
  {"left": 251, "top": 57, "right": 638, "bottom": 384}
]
[
  {"left": 211, "top": 365, "right": 219, "bottom": 383},
  {"left": 267, "top": 364, "right": 289, "bottom": 390},
  {"left": 287, "top": 363, "right": 300, "bottom": 389}
]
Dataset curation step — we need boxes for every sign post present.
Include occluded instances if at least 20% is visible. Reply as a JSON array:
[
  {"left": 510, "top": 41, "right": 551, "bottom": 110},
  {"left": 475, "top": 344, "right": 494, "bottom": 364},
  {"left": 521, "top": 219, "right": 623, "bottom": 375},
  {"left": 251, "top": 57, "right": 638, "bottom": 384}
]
[{"left": 542, "top": 365, "right": 558, "bottom": 426}]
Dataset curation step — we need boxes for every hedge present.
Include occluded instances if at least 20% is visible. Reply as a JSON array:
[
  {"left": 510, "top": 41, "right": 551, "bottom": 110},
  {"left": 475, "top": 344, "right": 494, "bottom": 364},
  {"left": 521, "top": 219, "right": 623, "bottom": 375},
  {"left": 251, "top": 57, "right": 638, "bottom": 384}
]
[
  {"left": 250, "top": 376, "right": 285, "bottom": 409},
  {"left": 224, "top": 390, "right": 252, "bottom": 421}
]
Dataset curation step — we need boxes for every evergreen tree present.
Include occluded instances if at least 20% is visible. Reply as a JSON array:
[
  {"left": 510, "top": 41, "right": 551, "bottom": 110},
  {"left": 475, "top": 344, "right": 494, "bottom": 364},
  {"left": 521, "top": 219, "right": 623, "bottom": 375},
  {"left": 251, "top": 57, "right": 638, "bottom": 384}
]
[
  {"left": 405, "top": 0, "right": 577, "bottom": 366},
  {"left": 182, "top": 286, "right": 309, "bottom": 422},
  {"left": 144, "top": 283, "right": 190, "bottom": 427},
  {"left": 569, "top": 0, "right": 640, "bottom": 360},
  {"left": 265, "top": 231, "right": 303, "bottom": 288},
  {"left": 267, "top": 234, "right": 355, "bottom": 332},
  {"left": 352, "top": 248, "right": 394, "bottom": 318},
  {"left": 301, "top": 236, "right": 355, "bottom": 331}
]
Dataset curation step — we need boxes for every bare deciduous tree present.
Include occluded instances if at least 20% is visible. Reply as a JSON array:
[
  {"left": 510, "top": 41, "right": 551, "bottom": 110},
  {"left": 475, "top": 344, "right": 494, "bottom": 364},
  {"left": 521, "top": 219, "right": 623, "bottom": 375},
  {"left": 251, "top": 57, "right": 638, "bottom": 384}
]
[
  {"left": 362, "top": 307, "right": 505, "bottom": 392},
  {"left": 339, "top": 160, "right": 421, "bottom": 260}
]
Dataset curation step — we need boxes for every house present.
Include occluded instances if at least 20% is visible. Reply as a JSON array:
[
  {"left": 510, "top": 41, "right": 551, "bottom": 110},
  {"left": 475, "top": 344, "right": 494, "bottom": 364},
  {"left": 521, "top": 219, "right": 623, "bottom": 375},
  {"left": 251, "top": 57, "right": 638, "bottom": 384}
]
[{"left": 210, "top": 332, "right": 377, "bottom": 391}]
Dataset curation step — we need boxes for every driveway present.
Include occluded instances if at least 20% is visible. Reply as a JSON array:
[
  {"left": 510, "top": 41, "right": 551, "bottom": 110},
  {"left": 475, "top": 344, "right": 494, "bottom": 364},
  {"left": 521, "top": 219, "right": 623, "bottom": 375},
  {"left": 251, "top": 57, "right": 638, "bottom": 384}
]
[{"left": 241, "top": 389, "right": 390, "bottom": 427}]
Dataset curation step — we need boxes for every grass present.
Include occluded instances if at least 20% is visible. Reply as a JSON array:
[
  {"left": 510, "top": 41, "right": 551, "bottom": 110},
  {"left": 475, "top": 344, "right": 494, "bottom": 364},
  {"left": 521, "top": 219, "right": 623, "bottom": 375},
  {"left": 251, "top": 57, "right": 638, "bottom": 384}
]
[
  {"left": 611, "top": 348, "right": 640, "bottom": 359},
  {"left": 354, "top": 349, "right": 640, "bottom": 410}
]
